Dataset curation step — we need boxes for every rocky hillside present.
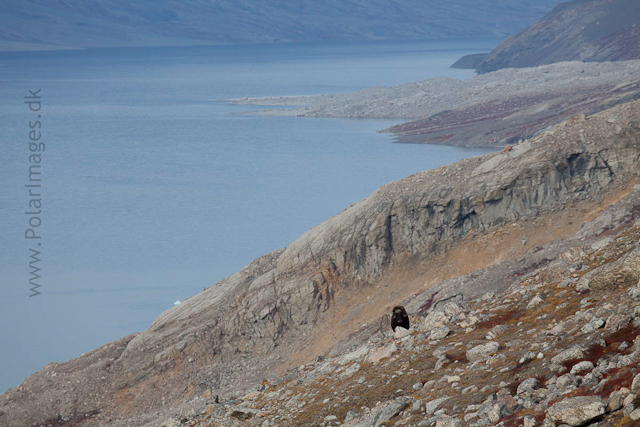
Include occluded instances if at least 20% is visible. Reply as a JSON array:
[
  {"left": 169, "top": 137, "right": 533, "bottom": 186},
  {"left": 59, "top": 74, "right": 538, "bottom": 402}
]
[
  {"left": 0, "top": 0, "right": 563, "bottom": 51},
  {"left": 174, "top": 222, "right": 640, "bottom": 427},
  {"left": 476, "top": 0, "right": 640, "bottom": 74},
  {"left": 2, "top": 99, "right": 640, "bottom": 426}
]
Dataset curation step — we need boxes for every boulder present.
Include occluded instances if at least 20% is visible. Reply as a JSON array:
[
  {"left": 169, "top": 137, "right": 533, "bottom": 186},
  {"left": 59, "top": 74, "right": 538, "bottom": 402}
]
[
  {"left": 344, "top": 397, "right": 410, "bottom": 427},
  {"left": 466, "top": 342, "right": 500, "bottom": 362},
  {"left": 545, "top": 396, "right": 605, "bottom": 426},
  {"left": 367, "top": 343, "right": 398, "bottom": 364}
]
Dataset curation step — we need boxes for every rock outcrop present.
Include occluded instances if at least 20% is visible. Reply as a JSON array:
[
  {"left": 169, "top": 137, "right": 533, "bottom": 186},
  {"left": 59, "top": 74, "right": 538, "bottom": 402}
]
[
  {"left": 2, "top": 100, "right": 640, "bottom": 426},
  {"left": 476, "top": 0, "right": 640, "bottom": 74}
]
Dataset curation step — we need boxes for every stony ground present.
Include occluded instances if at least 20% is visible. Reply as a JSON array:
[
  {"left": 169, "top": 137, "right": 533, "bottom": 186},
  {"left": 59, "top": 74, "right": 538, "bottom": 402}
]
[{"left": 162, "top": 224, "right": 640, "bottom": 427}]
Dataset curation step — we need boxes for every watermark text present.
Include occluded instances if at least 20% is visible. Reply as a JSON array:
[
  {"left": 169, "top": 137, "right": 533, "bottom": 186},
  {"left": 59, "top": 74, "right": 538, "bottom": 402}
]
[{"left": 25, "top": 89, "right": 44, "bottom": 297}]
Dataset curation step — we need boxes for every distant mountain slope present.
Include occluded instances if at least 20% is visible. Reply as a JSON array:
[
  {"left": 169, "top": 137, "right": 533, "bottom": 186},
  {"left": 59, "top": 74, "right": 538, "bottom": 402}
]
[
  {"left": 0, "top": 0, "right": 564, "bottom": 50},
  {"left": 477, "top": 0, "right": 640, "bottom": 73}
]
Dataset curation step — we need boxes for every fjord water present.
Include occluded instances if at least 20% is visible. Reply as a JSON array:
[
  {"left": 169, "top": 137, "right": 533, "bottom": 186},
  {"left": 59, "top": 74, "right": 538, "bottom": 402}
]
[{"left": 0, "top": 39, "right": 498, "bottom": 392}]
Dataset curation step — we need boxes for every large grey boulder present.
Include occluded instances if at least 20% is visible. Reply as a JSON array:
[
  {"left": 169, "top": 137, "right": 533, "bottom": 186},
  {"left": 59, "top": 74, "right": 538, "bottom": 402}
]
[
  {"left": 344, "top": 397, "right": 411, "bottom": 427},
  {"left": 551, "top": 345, "right": 585, "bottom": 365},
  {"left": 466, "top": 342, "right": 500, "bottom": 362},
  {"left": 545, "top": 396, "right": 605, "bottom": 426}
]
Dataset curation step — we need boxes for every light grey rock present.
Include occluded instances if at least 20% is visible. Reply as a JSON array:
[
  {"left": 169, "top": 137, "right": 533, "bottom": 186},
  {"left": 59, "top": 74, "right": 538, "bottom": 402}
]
[
  {"left": 481, "top": 292, "right": 495, "bottom": 301},
  {"left": 629, "top": 287, "right": 640, "bottom": 300},
  {"left": 520, "top": 351, "right": 538, "bottom": 363},
  {"left": 434, "top": 355, "right": 448, "bottom": 370},
  {"left": 624, "top": 393, "right": 637, "bottom": 407},
  {"left": 632, "top": 373, "right": 640, "bottom": 392},
  {"left": 591, "top": 238, "right": 614, "bottom": 251},
  {"left": 576, "top": 278, "right": 590, "bottom": 292},
  {"left": 466, "top": 342, "right": 500, "bottom": 362},
  {"left": 435, "top": 415, "right": 462, "bottom": 427},
  {"left": 624, "top": 401, "right": 636, "bottom": 416},
  {"left": 551, "top": 346, "right": 585, "bottom": 365},
  {"left": 607, "top": 389, "right": 627, "bottom": 413},
  {"left": 344, "top": 409, "right": 358, "bottom": 423},
  {"left": 527, "top": 295, "right": 545, "bottom": 308},
  {"left": 345, "top": 397, "right": 410, "bottom": 427},
  {"left": 545, "top": 396, "right": 605, "bottom": 426},
  {"left": 463, "top": 411, "right": 479, "bottom": 422},
  {"left": 337, "top": 345, "right": 370, "bottom": 365},
  {"left": 423, "top": 312, "right": 451, "bottom": 332},
  {"left": 394, "top": 326, "right": 411, "bottom": 339},
  {"left": 367, "top": 343, "right": 398, "bottom": 364},
  {"left": 429, "top": 326, "right": 451, "bottom": 341},
  {"left": 425, "top": 397, "right": 450, "bottom": 415},
  {"left": 488, "top": 402, "right": 511, "bottom": 423},
  {"left": 556, "top": 373, "right": 580, "bottom": 390},
  {"left": 559, "top": 278, "right": 576, "bottom": 287},
  {"left": 517, "top": 378, "right": 541, "bottom": 395},
  {"left": 570, "top": 361, "right": 594, "bottom": 375},
  {"left": 340, "top": 363, "right": 361, "bottom": 379},
  {"left": 485, "top": 324, "right": 508, "bottom": 340},
  {"left": 462, "top": 385, "right": 479, "bottom": 394},
  {"left": 581, "top": 318, "right": 605, "bottom": 333},
  {"left": 605, "top": 313, "right": 631, "bottom": 332},
  {"left": 442, "top": 375, "right": 460, "bottom": 384}
]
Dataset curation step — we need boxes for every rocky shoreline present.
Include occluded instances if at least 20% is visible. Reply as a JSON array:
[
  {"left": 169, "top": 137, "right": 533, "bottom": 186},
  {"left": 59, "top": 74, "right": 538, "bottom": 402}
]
[{"left": 228, "top": 60, "right": 640, "bottom": 146}]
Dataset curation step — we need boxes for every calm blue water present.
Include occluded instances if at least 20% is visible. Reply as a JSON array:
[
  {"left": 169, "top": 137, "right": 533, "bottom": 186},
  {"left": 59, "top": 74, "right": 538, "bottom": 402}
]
[{"left": 0, "top": 39, "right": 499, "bottom": 393}]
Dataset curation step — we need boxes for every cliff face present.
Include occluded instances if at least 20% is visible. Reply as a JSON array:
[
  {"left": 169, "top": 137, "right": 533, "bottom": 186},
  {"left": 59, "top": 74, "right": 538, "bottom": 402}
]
[
  {"left": 476, "top": 0, "right": 640, "bottom": 74},
  {"left": 3, "top": 100, "right": 640, "bottom": 426}
]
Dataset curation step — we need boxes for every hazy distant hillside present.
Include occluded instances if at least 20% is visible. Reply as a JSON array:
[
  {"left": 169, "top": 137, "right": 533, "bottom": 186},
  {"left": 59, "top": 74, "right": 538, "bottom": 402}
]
[
  {"left": 0, "top": 0, "right": 564, "bottom": 50},
  {"left": 477, "top": 0, "right": 640, "bottom": 73}
]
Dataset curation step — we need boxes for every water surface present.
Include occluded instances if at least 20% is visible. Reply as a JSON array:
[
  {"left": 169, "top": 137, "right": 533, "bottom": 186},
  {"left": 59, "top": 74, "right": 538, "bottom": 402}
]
[{"left": 0, "top": 38, "right": 499, "bottom": 392}]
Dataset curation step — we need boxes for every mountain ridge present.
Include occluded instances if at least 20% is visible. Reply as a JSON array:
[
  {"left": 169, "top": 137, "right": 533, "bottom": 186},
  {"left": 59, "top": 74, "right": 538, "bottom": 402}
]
[
  {"left": 0, "top": 0, "right": 563, "bottom": 50},
  {"left": 476, "top": 0, "right": 640, "bottom": 73}
]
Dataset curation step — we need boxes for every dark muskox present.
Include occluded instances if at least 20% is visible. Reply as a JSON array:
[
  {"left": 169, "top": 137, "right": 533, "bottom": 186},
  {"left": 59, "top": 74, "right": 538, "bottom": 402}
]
[{"left": 390, "top": 305, "right": 410, "bottom": 332}]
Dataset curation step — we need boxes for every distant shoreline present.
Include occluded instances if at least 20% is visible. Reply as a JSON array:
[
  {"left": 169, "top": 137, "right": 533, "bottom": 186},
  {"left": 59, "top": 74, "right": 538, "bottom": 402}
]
[
  {"left": 0, "top": 42, "right": 82, "bottom": 52},
  {"left": 227, "top": 60, "right": 640, "bottom": 147}
]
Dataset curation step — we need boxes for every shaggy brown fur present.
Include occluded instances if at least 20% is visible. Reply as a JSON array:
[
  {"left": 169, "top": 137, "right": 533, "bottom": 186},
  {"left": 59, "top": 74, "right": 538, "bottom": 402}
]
[{"left": 391, "top": 306, "right": 410, "bottom": 331}]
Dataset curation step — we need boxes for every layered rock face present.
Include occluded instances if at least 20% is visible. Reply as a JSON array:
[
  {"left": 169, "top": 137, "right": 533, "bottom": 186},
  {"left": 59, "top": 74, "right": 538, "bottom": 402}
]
[
  {"left": 2, "top": 100, "right": 640, "bottom": 426},
  {"left": 476, "top": 0, "right": 640, "bottom": 73}
]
